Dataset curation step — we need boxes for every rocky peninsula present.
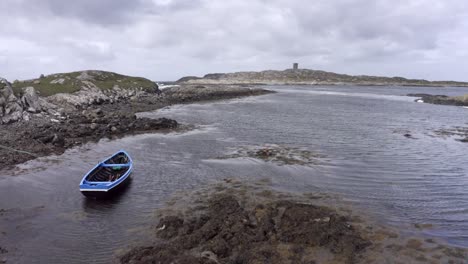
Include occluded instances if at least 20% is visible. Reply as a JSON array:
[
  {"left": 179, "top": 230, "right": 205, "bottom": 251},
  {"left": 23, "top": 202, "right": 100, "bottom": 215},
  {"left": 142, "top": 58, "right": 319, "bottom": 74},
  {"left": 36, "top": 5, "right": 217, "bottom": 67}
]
[
  {"left": 177, "top": 68, "right": 468, "bottom": 87},
  {"left": 408, "top": 93, "right": 468, "bottom": 107},
  {"left": 178, "top": 67, "right": 468, "bottom": 107},
  {"left": 0, "top": 70, "right": 272, "bottom": 168}
]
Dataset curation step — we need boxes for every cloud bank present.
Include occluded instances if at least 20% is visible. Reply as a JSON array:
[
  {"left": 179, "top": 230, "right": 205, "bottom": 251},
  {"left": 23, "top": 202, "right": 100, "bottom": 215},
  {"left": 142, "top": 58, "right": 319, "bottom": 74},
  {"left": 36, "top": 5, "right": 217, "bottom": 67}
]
[{"left": 1, "top": 0, "right": 467, "bottom": 81}]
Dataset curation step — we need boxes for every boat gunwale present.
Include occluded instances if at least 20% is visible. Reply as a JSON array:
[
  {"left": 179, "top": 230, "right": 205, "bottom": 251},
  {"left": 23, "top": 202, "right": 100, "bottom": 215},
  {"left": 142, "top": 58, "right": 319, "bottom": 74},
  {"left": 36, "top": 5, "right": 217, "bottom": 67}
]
[{"left": 79, "top": 150, "right": 133, "bottom": 193}]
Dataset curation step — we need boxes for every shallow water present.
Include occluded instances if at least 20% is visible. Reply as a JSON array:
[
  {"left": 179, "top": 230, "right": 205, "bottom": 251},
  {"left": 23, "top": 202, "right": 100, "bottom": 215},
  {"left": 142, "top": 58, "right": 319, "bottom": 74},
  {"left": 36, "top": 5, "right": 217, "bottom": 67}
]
[{"left": 1, "top": 85, "right": 468, "bottom": 263}]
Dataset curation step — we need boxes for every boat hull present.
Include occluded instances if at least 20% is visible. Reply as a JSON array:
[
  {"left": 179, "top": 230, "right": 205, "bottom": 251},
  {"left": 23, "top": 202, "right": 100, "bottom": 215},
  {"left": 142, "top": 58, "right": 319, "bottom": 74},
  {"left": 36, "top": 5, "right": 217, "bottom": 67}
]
[
  {"left": 79, "top": 150, "right": 134, "bottom": 199},
  {"left": 80, "top": 173, "right": 132, "bottom": 198}
]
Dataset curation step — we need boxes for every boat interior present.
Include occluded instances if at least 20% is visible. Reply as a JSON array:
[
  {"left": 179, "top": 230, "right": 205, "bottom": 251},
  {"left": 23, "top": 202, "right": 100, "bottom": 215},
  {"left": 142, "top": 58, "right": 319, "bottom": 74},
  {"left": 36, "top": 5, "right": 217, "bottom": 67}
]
[
  {"left": 85, "top": 153, "right": 131, "bottom": 182},
  {"left": 104, "top": 153, "right": 130, "bottom": 165}
]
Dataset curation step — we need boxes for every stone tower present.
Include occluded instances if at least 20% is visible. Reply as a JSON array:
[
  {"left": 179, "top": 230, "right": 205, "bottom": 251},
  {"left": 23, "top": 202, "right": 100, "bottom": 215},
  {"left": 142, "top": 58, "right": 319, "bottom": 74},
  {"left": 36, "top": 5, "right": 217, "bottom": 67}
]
[{"left": 293, "top": 63, "right": 298, "bottom": 70}]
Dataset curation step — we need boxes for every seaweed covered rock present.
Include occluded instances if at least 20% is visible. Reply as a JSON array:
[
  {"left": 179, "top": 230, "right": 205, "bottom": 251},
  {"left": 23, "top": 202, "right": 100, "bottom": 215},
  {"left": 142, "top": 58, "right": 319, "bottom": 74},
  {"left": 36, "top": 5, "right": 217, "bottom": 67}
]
[
  {"left": 121, "top": 194, "right": 369, "bottom": 264},
  {"left": 408, "top": 93, "right": 468, "bottom": 106}
]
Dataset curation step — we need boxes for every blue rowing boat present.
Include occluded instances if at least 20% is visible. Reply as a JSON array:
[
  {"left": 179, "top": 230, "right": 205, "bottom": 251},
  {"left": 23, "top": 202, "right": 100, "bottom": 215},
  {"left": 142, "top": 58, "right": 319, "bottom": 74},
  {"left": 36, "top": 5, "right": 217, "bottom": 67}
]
[{"left": 79, "top": 150, "right": 133, "bottom": 198}]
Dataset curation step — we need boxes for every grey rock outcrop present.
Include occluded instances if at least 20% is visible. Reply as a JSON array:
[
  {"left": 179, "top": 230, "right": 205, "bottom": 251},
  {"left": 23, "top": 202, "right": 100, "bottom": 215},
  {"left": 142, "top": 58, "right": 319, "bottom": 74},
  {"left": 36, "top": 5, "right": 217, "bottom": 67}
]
[
  {"left": 407, "top": 93, "right": 468, "bottom": 106},
  {"left": 1, "top": 78, "right": 23, "bottom": 124},
  {"left": 48, "top": 84, "right": 147, "bottom": 108},
  {"left": 2, "top": 70, "right": 162, "bottom": 124},
  {"left": 0, "top": 78, "right": 55, "bottom": 124},
  {"left": 21, "top": 86, "right": 42, "bottom": 113}
]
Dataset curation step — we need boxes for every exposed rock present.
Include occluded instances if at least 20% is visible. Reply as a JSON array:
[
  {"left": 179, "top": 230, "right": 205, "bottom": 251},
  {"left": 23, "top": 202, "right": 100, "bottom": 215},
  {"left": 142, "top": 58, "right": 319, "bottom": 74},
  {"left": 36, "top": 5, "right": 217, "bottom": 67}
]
[
  {"left": 49, "top": 87, "right": 108, "bottom": 107},
  {"left": 9, "top": 70, "right": 161, "bottom": 114},
  {"left": 50, "top": 78, "right": 65, "bottom": 84},
  {"left": 0, "top": 83, "right": 271, "bottom": 168},
  {"left": 21, "top": 86, "right": 42, "bottom": 113},
  {"left": 1, "top": 78, "right": 24, "bottom": 124},
  {"left": 176, "top": 76, "right": 202, "bottom": 83},
  {"left": 119, "top": 181, "right": 468, "bottom": 264},
  {"left": 434, "top": 126, "right": 468, "bottom": 143},
  {"left": 76, "top": 71, "right": 92, "bottom": 81},
  {"left": 220, "top": 144, "right": 326, "bottom": 166},
  {"left": 408, "top": 93, "right": 468, "bottom": 107},
  {"left": 120, "top": 190, "right": 370, "bottom": 264},
  {"left": 2, "top": 110, "right": 22, "bottom": 124},
  {"left": 22, "top": 111, "right": 31, "bottom": 121},
  {"left": 1, "top": 78, "right": 58, "bottom": 124},
  {"left": 48, "top": 84, "right": 149, "bottom": 108},
  {"left": 161, "top": 85, "right": 273, "bottom": 103},
  {"left": 89, "top": 123, "right": 98, "bottom": 130}
]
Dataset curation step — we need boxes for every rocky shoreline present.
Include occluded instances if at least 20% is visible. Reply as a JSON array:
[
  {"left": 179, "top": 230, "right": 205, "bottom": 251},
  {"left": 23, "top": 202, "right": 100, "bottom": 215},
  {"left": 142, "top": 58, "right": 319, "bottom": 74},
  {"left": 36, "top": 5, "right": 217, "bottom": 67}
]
[
  {"left": 119, "top": 180, "right": 468, "bottom": 264},
  {"left": 0, "top": 83, "right": 273, "bottom": 169},
  {"left": 407, "top": 93, "right": 468, "bottom": 107}
]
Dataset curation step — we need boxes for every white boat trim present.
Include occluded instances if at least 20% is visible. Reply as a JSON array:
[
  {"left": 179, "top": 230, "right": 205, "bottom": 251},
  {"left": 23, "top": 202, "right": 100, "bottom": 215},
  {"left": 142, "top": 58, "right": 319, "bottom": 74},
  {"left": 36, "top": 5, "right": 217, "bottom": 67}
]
[{"left": 80, "top": 189, "right": 109, "bottom": 192}]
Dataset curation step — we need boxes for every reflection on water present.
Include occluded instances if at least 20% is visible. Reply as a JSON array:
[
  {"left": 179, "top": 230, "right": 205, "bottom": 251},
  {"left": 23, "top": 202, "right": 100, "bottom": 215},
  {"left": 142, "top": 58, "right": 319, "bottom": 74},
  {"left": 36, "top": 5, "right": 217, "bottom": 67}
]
[
  {"left": 82, "top": 178, "right": 133, "bottom": 213},
  {"left": 1, "top": 85, "right": 468, "bottom": 263}
]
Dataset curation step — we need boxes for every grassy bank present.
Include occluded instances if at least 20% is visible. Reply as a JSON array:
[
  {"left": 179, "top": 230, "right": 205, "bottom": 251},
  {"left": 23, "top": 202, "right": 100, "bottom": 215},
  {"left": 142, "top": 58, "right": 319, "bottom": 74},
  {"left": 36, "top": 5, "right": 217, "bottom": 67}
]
[{"left": 12, "top": 70, "right": 157, "bottom": 96}]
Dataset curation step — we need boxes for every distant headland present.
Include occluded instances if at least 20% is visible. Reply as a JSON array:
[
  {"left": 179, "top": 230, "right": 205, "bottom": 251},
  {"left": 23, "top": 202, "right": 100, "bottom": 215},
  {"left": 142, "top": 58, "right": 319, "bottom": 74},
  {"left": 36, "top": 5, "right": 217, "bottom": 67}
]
[{"left": 177, "top": 63, "right": 468, "bottom": 87}]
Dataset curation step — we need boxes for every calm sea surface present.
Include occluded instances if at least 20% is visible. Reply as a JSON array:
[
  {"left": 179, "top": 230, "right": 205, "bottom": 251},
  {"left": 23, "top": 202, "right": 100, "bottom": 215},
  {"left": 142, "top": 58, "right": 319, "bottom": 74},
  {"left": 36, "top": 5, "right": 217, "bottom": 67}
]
[{"left": 1, "top": 85, "right": 468, "bottom": 263}]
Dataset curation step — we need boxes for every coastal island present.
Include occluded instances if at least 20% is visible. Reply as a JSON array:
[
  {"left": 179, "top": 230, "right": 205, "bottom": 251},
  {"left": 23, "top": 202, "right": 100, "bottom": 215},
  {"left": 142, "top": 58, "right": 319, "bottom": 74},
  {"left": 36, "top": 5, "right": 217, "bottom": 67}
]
[
  {"left": 177, "top": 64, "right": 468, "bottom": 87},
  {"left": 177, "top": 64, "right": 468, "bottom": 107}
]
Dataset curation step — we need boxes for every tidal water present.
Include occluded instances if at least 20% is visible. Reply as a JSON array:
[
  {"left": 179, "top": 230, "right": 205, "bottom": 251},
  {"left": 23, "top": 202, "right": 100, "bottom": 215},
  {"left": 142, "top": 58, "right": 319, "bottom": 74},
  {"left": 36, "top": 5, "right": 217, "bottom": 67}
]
[{"left": 1, "top": 85, "right": 468, "bottom": 263}]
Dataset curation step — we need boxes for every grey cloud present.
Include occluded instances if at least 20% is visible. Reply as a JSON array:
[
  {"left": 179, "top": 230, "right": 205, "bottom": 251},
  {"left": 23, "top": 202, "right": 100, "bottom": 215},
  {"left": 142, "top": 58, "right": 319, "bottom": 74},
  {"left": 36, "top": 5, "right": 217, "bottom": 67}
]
[
  {"left": 44, "top": 0, "right": 147, "bottom": 25},
  {"left": 1, "top": 0, "right": 468, "bottom": 81}
]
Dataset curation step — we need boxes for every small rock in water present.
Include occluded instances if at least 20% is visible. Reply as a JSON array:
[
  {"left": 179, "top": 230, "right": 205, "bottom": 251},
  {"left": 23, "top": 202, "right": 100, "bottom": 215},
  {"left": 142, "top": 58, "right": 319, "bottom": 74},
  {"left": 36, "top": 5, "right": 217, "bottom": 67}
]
[
  {"left": 222, "top": 144, "right": 325, "bottom": 166},
  {"left": 256, "top": 148, "right": 276, "bottom": 157},
  {"left": 111, "top": 126, "right": 118, "bottom": 132}
]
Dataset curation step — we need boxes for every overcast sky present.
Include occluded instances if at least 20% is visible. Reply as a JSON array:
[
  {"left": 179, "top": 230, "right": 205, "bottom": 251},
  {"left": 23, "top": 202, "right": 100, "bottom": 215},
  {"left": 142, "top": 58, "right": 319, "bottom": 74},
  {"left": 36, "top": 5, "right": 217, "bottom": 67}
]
[{"left": 1, "top": 0, "right": 467, "bottom": 81}]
